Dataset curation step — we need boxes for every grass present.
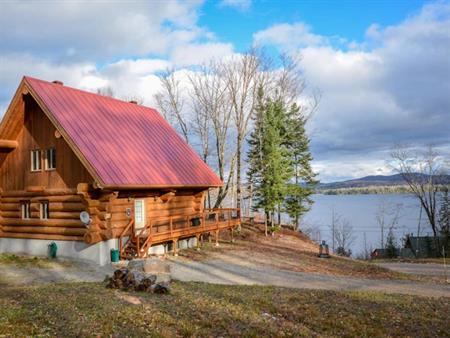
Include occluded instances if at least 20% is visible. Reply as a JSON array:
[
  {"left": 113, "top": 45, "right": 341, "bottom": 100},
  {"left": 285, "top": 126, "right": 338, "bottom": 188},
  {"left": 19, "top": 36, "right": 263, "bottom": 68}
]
[
  {"left": 371, "top": 257, "right": 448, "bottom": 264},
  {"left": 0, "top": 281, "right": 448, "bottom": 337},
  {"left": 0, "top": 253, "right": 72, "bottom": 268}
]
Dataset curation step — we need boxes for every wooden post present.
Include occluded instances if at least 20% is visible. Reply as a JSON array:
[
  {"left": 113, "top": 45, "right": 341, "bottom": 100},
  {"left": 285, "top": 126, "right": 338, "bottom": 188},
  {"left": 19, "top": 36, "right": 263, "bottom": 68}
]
[
  {"left": 215, "top": 230, "right": 219, "bottom": 247},
  {"left": 195, "top": 234, "right": 201, "bottom": 251},
  {"left": 230, "top": 228, "right": 235, "bottom": 243},
  {"left": 173, "top": 238, "right": 178, "bottom": 256},
  {"left": 170, "top": 216, "right": 173, "bottom": 237}
]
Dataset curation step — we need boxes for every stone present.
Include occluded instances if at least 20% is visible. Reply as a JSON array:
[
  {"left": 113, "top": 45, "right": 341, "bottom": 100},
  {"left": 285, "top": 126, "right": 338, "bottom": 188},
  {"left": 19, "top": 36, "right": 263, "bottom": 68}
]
[
  {"left": 143, "top": 258, "right": 170, "bottom": 274},
  {"left": 127, "top": 259, "right": 145, "bottom": 272}
]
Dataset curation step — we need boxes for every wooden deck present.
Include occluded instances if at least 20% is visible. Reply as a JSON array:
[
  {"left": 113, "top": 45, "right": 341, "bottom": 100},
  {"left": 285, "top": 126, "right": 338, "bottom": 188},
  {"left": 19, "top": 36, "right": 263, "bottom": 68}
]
[{"left": 119, "top": 208, "right": 240, "bottom": 259}]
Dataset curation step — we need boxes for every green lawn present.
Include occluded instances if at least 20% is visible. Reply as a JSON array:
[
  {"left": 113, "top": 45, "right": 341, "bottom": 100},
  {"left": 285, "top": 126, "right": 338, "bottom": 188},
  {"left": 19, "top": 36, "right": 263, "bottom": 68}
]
[{"left": 0, "top": 281, "right": 448, "bottom": 337}]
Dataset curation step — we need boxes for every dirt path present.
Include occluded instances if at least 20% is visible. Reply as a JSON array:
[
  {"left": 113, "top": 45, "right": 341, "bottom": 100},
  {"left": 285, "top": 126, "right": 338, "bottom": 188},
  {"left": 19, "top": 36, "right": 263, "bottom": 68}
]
[{"left": 170, "top": 258, "right": 450, "bottom": 298}]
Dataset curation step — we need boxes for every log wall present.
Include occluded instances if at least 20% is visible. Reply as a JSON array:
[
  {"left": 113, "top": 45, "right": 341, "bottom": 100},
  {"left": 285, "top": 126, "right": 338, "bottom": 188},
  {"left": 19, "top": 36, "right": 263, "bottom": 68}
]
[{"left": 0, "top": 188, "right": 88, "bottom": 241}]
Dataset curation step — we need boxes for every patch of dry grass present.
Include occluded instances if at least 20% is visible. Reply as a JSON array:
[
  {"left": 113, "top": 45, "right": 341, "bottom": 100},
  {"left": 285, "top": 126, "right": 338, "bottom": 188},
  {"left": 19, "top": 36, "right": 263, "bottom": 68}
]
[
  {"left": 0, "top": 281, "right": 448, "bottom": 337},
  {"left": 178, "top": 224, "right": 416, "bottom": 281},
  {"left": 0, "top": 254, "right": 72, "bottom": 269}
]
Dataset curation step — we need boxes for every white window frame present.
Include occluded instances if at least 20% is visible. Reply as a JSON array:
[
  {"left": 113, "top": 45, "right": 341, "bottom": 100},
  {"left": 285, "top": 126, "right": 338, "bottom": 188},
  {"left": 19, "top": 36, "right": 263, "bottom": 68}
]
[
  {"left": 44, "top": 148, "right": 56, "bottom": 171},
  {"left": 40, "top": 201, "right": 50, "bottom": 220},
  {"left": 21, "top": 201, "right": 31, "bottom": 219},
  {"left": 31, "top": 150, "right": 42, "bottom": 172}
]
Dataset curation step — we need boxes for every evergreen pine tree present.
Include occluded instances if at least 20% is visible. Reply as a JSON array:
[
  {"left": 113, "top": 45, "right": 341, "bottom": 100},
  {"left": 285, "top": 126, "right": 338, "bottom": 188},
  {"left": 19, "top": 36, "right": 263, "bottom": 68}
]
[
  {"left": 385, "top": 229, "right": 398, "bottom": 258},
  {"left": 438, "top": 187, "right": 450, "bottom": 236},
  {"left": 438, "top": 187, "right": 450, "bottom": 255},
  {"left": 284, "top": 103, "right": 317, "bottom": 229},
  {"left": 247, "top": 91, "right": 292, "bottom": 235}
]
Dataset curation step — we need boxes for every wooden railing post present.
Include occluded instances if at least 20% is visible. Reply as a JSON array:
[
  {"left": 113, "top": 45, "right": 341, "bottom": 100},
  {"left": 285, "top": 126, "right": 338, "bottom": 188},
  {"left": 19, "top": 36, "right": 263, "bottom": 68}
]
[
  {"left": 170, "top": 216, "right": 173, "bottom": 237},
  {"left": 137, "top": 233, "right": 140, "bottom": 257}
]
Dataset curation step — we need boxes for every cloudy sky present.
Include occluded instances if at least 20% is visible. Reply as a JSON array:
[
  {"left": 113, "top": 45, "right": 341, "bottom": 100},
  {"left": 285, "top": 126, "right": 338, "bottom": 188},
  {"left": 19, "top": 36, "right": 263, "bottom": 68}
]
[{"left": 0, "top": 0, "right": 449, "bottom": 182}]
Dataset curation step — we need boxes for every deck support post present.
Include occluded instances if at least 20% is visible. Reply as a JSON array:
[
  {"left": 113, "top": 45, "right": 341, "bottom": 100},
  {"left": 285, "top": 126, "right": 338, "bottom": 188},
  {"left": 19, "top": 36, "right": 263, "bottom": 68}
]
[
  {"left": 173, "top": 239, "right": 178, "bottom": 256},
  {"left": 214, "top": 230, "right": 220, "bottom": 247},
  {"left": 195, "top": 234, "right": 201, "bottom": 251},
  {"left": 230, "top": 228, "right": 235, "bottom": 243}
]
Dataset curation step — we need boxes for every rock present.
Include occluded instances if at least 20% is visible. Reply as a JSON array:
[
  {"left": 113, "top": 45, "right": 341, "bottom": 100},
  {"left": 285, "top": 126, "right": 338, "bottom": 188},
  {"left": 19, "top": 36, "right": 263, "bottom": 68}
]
[
  {"left": 143, "top": 258, "right": 170, "bottom": 274},
  {"left": 127, "top": 259, "right": 145, "bottom": 272},
  {"left": 156, "top": 273, "right": 171, "bottom": 284},
  {"left": 152, "top": 282, "right": 170, "bottom": 294}
]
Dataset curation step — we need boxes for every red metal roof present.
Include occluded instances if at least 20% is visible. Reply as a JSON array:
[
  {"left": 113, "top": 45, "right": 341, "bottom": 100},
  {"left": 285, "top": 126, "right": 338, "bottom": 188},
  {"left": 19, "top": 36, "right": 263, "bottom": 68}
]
[{"left": 24, "top": 76, "right": 222, "bottom": 188}]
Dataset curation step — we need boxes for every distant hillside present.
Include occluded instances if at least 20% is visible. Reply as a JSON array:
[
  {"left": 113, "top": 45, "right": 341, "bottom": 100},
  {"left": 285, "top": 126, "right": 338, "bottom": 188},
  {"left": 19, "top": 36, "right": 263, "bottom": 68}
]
[{"left": 317, "top": 174, "right": 450, "bottom": 191}]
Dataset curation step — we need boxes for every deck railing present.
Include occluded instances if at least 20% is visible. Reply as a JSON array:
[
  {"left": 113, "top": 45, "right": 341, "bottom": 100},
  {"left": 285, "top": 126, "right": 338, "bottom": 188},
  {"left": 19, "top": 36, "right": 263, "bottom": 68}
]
[{"left": 131, "top": 208, "right": 240, "bottom": 258}]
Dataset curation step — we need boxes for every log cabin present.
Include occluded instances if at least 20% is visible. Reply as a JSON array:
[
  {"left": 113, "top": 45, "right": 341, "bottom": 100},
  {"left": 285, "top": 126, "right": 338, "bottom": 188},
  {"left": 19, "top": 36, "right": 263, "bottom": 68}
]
[{"left": 0, "top": 76, "right": 240, "bottom": 265}]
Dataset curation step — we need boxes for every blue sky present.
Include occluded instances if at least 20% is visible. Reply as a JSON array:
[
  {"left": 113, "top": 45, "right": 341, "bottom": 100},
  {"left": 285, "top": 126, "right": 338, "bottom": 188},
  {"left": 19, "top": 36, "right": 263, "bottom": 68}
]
[
  {"left": 200, "top": 0, "right": 429, "bottom": 51},
  {"left": 0, "top": 0, "right": 448, "bottom": 182}
]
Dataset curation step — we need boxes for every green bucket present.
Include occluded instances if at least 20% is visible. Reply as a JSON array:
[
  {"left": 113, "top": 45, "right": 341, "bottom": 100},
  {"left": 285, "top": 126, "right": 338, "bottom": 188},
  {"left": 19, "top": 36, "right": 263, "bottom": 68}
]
[
  {"left": 48, "top": 242, "right": 57, "bottom": 259},
  {"left": 110, "top": 249, "right": 120, "bottom": 263}
]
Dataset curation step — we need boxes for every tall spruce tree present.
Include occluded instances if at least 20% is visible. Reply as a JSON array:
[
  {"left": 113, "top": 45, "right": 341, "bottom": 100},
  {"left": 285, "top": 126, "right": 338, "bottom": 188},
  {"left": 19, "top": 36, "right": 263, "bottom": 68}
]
[
  {"left": 247, "top": 90, "right": 292, "bottom": 235},
  {"left": 284, "top": 103, "right": 317, "bottom": 229}
]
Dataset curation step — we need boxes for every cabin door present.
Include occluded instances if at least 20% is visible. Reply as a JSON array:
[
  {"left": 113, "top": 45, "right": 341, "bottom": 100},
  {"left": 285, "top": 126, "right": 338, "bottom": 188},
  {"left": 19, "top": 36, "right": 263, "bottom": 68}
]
[{"left": 134, "top": 199, "right": 146, "bottom": 231}]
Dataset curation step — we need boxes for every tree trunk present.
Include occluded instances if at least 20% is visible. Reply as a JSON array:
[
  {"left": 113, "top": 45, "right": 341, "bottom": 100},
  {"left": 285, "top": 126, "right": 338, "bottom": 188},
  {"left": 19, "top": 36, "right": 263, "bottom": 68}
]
[
  {"left": 277, "top": 203, "right": 281, "bottom": 225},
  {"left": 264, "top": 211, "right": 269, "bottom": 236},
  {"left": 236, "top": 133, "right": 242, "bottom": 210}
]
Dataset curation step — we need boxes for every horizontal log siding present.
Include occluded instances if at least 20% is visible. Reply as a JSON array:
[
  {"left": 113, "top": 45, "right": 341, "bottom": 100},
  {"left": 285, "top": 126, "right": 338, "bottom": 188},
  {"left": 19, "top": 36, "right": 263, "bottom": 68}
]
[{"left": 0, "top": 189, "right": 88, "bottom": 241}]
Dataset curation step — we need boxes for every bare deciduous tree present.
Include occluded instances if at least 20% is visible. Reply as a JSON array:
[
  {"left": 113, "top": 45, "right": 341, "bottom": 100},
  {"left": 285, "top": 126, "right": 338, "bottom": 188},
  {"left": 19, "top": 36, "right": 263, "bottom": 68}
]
[
  {"left": 391, "top": 145, "right": 449, "bottom": 240},
  {"left": 330, "top": 214, "right": 355, "bottom": 256},
  {"left": 97, "top": 86, "right": 115, "bottom": 98},
  {"left": 154, "top": 69, "right": 189, "bottom": 144},
  {"left": 188, "top": 63, "right": 236, "bottom": 208},
  {"left": 375, "top": 199, "right": 402, "bottom": 248},
  {"left": 221, "top": 50, "right": 262, "bottom": 210}
]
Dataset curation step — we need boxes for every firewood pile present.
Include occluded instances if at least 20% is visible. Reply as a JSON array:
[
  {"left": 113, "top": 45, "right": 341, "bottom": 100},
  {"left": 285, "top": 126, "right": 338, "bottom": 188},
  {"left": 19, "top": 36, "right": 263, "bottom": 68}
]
[{"left": 106, "top": 267, "right": 170, "bottom": 294}]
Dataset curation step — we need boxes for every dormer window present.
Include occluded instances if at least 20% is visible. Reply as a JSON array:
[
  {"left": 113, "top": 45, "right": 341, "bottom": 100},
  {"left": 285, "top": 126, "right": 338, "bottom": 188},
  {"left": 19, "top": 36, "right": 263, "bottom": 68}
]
[
  {"left": 45, "top": 148, "right": 56, "bottom": 170},
  {"left": 31, "top": 150, "right": 41, "bottom": 172}
]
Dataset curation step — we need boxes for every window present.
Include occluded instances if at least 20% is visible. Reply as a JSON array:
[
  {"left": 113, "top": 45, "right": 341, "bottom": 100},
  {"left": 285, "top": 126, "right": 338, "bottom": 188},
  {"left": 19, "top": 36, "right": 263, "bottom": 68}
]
[
  {"left": 21, "top": 201, "right": 31, "bottom": 219},
  {"left": 31, "top": 150, "right": 41, "bottom": 172},
  {"left": 44, "top": 148, "right": 56, "bottom": 170},
  {"left": 40, "top": 201, "right": 49, "bottom": 220}
]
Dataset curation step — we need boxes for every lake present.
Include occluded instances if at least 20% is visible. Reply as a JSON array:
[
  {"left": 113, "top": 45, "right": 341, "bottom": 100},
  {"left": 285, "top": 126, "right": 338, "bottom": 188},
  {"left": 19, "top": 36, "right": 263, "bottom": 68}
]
[{"left": 299, "top": 194, "right": 430, "bottom": 256}]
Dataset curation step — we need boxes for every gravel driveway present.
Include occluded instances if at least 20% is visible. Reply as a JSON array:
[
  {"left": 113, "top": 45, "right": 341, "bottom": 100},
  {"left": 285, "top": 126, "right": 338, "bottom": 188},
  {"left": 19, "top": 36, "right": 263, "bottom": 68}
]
[{"left": 170, "top": 258, "right": 450, "bottom": 298}]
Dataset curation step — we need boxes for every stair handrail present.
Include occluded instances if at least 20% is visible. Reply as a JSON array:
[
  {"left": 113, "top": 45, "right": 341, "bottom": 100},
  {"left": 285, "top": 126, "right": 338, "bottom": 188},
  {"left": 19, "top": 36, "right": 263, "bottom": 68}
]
[{"left": 119, "top": 219, "right": 135, "bottom": 259}]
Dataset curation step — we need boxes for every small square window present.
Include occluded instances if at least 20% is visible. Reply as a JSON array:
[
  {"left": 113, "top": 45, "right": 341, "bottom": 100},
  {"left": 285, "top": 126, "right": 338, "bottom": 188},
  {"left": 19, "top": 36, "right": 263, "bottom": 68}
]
[
  {"left": 44, "top": 148, "right": 56, "bottom": 170},
  {"left": 21, "top": 201, "right": 31, "bottom": 219},
  {"left": 31, "top": 150, "right": 41, "bottom": 172},
  {"left": 40, "top": 201, "right": 50, "bottom": 220}
]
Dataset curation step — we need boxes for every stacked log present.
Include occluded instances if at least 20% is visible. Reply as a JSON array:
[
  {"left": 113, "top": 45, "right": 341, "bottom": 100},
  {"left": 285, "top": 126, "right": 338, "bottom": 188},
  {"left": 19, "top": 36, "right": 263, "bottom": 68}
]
[{"left": 106, "top": 267, "right": 170, "bottom": 293}]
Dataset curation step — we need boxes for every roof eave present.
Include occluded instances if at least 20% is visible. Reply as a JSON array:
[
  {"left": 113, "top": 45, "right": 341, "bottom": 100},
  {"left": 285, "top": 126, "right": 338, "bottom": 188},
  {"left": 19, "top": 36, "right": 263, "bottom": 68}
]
[{"left": 101, "top": 183, "right": 223, "bottom": 190}]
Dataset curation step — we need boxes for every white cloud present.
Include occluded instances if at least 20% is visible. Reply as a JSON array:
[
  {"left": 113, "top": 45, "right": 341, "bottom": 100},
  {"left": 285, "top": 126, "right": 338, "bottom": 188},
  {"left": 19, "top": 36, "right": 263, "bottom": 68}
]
[
  {"left": 0, "top": 0, "right": 234, "bottom": 114},
  {"left": 254, "top": 2, "right": 450, "bottom": 181},
  {"left": 253, "top": 22, "right": 327, "bottom": 49},
  {"left": 170, "top": 42, "right": 234, "bottom": 66},
  {"left": 0, "top": 1, "right": 205, "bottom": 61},
  {"left": 220, "top": 0, "right": 251, "bottom": 11}
]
